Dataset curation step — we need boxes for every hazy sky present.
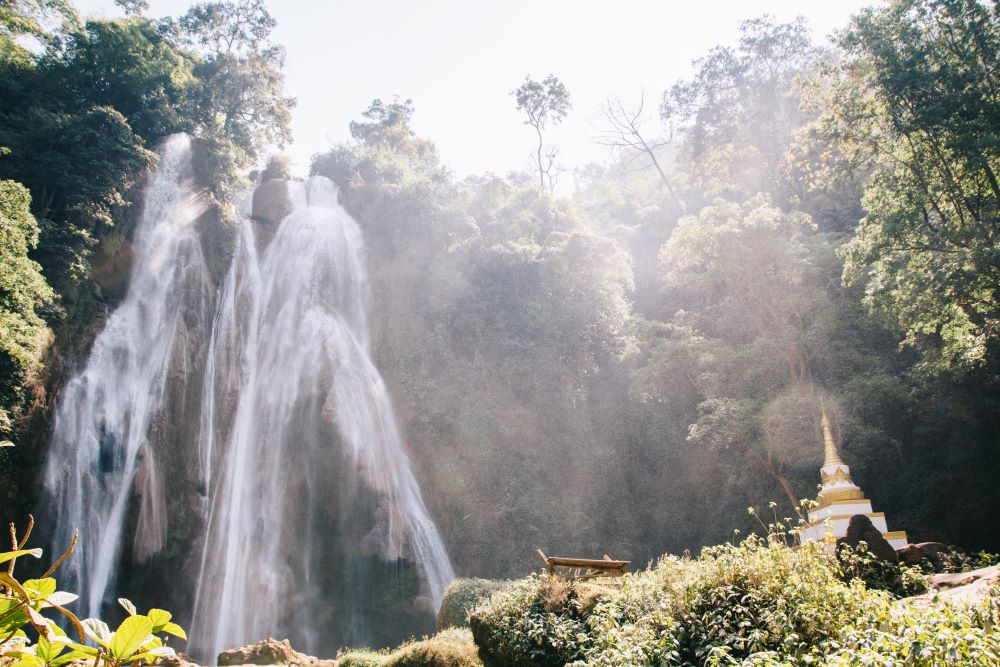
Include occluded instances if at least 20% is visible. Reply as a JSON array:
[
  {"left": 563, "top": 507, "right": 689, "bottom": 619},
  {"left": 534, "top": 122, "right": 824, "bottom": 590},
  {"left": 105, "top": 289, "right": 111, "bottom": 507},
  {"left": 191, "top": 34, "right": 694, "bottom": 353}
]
[{"left": 74, "top": 0, "right": 876, "bottom": 179}]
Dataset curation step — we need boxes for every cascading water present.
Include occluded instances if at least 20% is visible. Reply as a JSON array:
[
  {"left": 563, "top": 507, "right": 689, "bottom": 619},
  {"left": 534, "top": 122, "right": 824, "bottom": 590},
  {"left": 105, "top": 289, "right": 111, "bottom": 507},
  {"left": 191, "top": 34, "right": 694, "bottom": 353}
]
[
  {"left": 43, "top": 135, "right": 454, "bottom": 661},
  {"left": 44, "top": 134, "right": 212, "bottom": 619},
  {"left": 189, "top": 176, "right": 454, "bottom": 659}
]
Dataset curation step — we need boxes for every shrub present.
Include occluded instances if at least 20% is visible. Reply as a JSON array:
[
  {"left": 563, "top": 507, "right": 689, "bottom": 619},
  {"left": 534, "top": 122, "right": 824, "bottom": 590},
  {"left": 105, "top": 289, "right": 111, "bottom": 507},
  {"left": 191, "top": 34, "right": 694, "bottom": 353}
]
[
  {"left": 260, "top": 155, "right": 292, "bottom": 182},
  {"left": 837, "top": 541, "right": 928, "bottom": 597},
  {"left": 468, "top": 534, "right": 1000, "bottom": 666},
  {"left": 0, "top": 516, "right": 186, "bottom": 667},
  {"left": 469, "top": 575, "right": 615, "bottom": 666}
]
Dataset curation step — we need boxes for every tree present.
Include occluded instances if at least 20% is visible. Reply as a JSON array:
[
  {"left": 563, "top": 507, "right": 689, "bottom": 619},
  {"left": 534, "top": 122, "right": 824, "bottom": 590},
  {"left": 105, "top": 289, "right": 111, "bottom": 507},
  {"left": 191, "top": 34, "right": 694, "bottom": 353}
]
[
  {"left": 592, "top": 91, "right": 685, "bottom": 212},
  {"left": 810, "top": 0, "right": 1000, "bottom": 370},
  {"left": 660, "top": 16, "right": 817, "bottom": 203},
  {"left": 0, "top": 179, "right": 53, "bottom": 433},
  {"left": 0, "top": 101, "right": 157, "bottom": 292},
  {"left": 113, "top": 0, "right": 148, "bottom": 17},
  {"left": 59, "top": 18, "right": 196, "bottom": 140},
  {"left": 512, "top": 74, "right": 571, "bottom": 192},
  {"left": 0, "top": 0, "right": 78, "bottom": 57},
  {"left": 641, "top": 196, "right": 839, "bottom": 509},
  {"left": 177, "top": 0, "right": 294, "bottom": 162},
  {"left": 348, "top": 96, "right": 437, "bottom": 167}
]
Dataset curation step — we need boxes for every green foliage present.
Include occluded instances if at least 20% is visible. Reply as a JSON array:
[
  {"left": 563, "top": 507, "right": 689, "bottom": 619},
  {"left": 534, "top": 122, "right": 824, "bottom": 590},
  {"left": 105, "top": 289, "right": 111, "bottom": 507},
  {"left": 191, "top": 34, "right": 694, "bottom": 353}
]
[
  {"left": 469, "top": 576, "right": 610, "bottom": 666},
  {"left": 812, "top": 0, "right": 1000, "bottom": 369},
  {"left": 59, "top": 18, "right": 195, "bottom": 140},
  {"left": 643, "top": 196, "right": 839, "bottom": 510},
  {"left": 259, "top": 154, "right": 291, "bottom": 182},
  {"left": 512, "top": 74, "right": 571, "bottom": 191},
  {"left": 348, "top": 97, "right": 437, "bottom": 167},
  {"left": 177, "top": 0, "right": 294, "bottom": 161},
  {"left": 0, "top": 0, "right": 78, "bottom": 59},
  {"left": 0, "top": 517, "right": 186, "bottom": 667},
  {"left": 468, "top": 536, "right": 1000, "bottom": 667},
  {"left": 0, "top": 99, "right": 157, "bottom": 292},
  {"left": 0, "top": 180, "right": 53, "bottom": 433},
  {"left": 837, "top": 542, "right": 928, "bottom": 598},
  {"left": 661, "top": 16, "right": 817, "bottom": 204}
]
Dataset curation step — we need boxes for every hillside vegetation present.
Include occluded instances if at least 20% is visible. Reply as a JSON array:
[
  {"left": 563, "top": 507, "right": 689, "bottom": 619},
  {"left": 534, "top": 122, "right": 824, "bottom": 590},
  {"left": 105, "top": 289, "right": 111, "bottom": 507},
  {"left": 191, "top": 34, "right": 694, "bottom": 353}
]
[{"left": 340, "top": 535, "right": 1000, "bottom": 666}]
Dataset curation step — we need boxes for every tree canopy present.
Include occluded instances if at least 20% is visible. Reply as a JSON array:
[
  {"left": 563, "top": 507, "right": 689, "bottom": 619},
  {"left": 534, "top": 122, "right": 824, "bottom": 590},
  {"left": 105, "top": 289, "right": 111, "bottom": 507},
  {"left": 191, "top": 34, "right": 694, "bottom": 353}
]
[
  {"left": 512, "top": 74, "right": 571, "bottom": 192},
  {"left": 813, "top": 0, "right": 1000, "bottom": 370}
]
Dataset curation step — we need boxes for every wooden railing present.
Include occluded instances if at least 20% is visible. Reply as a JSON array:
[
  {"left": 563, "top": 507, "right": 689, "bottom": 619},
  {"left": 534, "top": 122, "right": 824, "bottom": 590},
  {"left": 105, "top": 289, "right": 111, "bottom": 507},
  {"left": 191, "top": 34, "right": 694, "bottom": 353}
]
[{"left": 536, "top": 549, "right": 629, "bottom": 580}]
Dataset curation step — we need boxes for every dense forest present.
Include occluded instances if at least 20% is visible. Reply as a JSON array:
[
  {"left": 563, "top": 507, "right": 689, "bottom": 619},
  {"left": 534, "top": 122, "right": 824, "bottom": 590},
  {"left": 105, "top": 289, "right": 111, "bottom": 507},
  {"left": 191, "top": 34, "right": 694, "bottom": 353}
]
[{"left": 1, "top": 0, "right": 999, "bottom": 623}]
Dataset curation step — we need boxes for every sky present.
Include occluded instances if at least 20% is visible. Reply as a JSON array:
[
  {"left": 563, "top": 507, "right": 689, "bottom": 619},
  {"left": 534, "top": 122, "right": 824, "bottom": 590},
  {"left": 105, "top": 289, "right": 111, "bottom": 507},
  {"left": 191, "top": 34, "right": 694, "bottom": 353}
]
[{"left": 73, "top": 0, "right": 876, "bottom": 180}]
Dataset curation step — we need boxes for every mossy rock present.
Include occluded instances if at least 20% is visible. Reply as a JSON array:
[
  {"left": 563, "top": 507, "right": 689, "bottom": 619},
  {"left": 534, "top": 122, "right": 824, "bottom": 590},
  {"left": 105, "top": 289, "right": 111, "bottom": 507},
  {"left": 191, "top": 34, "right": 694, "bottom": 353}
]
[
  {"left": 386, "top": 628, "right": 481, "bottom": 667},
  {"left": 338, "top": 629, "right": 481, "bottom": 667},
  {"left": 437, "top": 578, "right": 511, "bottom": 630},
  {"left": 337, "top": 649, "right": 389, "bottom": 667}
]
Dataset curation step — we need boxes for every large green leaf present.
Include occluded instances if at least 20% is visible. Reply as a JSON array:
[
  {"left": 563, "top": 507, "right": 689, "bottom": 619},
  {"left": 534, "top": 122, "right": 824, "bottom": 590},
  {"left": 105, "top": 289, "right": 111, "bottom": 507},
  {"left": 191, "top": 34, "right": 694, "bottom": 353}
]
[
  {"left": 0, "top": 599, "right": 30, "bottom": 635},
  {"left": 43, "top": 591, "right": 78, "bottom": 607},
  {"left": 0, "top": 549, "right": 42, "bottom": 565},
  {"left": 4, "top": 651, "right": 44, "bottom": 667},
  {"left": 82, "top": 618, "right": 112, "bottom": 649},
  {"left": 161, "top": 621, "right": 187, "bottom": 640},
  {"left": 22, "top": 578, "right": 56, "bottom": 599},
  {"left": 109, "top": 614, "right": 153, "bottom": 660},
  {"left": 129, "top": 646, "right": 176, "bottom": 664},
  {"left": 57, "top": 643, "right": 100, "bottom": 666},
  {"left": 35, "top": 634, "right": 67, "bottom": 662},
  {"left": 146, "top": 607, "right": 171, "bottom": 631}
]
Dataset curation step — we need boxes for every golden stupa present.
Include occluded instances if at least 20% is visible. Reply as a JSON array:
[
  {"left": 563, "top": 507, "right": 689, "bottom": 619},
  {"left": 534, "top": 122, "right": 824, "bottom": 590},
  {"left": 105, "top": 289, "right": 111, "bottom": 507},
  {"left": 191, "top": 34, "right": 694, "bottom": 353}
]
[{"left": 798, "top": 407, "right": 908, "bottom": 548}]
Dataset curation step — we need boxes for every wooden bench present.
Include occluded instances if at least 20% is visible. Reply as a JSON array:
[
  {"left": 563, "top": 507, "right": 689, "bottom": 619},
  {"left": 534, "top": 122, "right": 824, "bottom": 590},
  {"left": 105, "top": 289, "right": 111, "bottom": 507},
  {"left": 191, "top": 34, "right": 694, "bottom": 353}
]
[{"left": 536, "top": 549, "right": 629, "bottom": 580}]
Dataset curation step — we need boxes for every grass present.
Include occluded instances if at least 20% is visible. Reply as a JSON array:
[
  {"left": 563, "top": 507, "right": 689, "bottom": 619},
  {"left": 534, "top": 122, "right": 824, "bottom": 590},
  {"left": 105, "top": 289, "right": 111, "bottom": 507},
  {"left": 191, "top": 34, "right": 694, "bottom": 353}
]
[{"left": 337, "top": 628, "right": 481, "bottom": 667}]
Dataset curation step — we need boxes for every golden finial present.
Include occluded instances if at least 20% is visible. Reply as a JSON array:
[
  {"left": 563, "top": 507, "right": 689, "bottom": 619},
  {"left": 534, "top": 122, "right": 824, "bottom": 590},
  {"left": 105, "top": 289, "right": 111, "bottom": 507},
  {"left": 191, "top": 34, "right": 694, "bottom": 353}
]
[{"left": 820, "top": 401, "right": 845, "bottom": 468}]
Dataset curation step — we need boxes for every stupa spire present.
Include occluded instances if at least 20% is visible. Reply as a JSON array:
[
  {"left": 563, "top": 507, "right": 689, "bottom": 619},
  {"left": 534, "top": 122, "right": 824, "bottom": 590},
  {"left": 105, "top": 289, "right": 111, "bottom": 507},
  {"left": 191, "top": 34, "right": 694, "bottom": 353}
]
[{"left": 820, "top": 404, "right": 845, "bottom": 468}]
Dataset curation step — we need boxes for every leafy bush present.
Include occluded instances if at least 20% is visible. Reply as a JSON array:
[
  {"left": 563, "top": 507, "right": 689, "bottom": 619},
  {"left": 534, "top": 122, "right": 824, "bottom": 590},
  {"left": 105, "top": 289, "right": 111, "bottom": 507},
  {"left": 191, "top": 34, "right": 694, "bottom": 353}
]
[
  {"left": 469, "top": 575, "right": 615, "bottom": 666},
  {"left": 0, "top": 516, "right": 185, "bottom": 667},
  {"left": 467, "top": 534, "right": 1000, "bottom": 666},
  {"left": 437, "top": 579, "right": 511, "bottom": 630},
  {"left": 836, "top": 542, "right": 928, "bottom": 598}
]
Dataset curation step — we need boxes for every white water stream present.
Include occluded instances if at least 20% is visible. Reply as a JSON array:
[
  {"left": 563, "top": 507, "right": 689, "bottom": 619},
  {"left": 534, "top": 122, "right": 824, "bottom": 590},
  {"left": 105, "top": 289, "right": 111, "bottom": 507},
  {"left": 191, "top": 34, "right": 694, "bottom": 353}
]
[{"left": 43, "top": 135, "right": 454, "bottom": 660}]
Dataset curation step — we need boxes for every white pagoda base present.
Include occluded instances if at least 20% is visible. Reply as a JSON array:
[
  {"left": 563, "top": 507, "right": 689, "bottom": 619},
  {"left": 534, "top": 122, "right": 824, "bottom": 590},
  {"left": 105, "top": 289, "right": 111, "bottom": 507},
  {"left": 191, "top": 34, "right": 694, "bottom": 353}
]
[
  {"left": 797, "top": 410, "right": 908, "bottom": 550},
  {"left": 799, "top": 498, "right": 908, "bottom": 549}
]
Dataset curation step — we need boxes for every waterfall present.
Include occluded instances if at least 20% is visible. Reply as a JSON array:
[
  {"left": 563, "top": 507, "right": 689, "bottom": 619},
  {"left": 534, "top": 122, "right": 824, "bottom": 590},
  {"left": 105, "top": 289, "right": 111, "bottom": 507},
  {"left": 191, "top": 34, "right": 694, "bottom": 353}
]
[
  {"left": 43, "top": 135, "right": 454, "bottom": 660},
  {"left": 43, "top": 134, "right": 211, "bottom": 619}
]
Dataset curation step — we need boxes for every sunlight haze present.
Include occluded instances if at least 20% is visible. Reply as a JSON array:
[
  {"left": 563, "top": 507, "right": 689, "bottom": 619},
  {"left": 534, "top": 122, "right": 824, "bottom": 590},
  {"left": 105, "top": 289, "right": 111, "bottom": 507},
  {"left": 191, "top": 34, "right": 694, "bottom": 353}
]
[{"left": 73, "top": 0, "right": 874, "bottom": 179}]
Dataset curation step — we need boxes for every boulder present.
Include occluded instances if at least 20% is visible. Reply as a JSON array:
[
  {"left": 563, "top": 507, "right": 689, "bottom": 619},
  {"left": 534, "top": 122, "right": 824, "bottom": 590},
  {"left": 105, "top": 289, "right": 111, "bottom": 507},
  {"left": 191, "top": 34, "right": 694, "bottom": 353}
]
[
  {"left": 837, "top": 514, "right": 899, "bottom": 563},
  {"left": 896, "top": 542, "right": 949, "bottom": 565},
  {"left": 901, "top": 565, "right": 1000, "bottom": 610},
  {"left": 157, "top": 654, "right": 203, "bottom": 667},
  {"left": 251, "top": 179, "right": 293, "bottom": 227},
  {"left": 216, "top": 638, "right": 334, "bottom": 667}
]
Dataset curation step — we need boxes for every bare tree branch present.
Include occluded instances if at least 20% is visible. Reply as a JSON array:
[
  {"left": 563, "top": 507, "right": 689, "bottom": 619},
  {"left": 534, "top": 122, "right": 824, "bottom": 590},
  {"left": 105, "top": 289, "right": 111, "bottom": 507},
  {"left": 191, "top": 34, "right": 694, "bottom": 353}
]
[{"left": 590, "top": 90, "right": 687, "bottom": 212}]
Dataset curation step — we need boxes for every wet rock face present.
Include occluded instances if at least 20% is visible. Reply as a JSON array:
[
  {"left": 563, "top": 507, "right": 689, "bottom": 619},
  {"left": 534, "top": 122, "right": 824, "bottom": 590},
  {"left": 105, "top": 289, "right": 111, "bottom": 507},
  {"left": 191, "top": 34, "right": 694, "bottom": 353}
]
[
  {"left": 837, "top": 514, "right": 899, "bottom": 563},
  {"left": 251, "top": 179, "right": 293, "bottom": 227}
]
